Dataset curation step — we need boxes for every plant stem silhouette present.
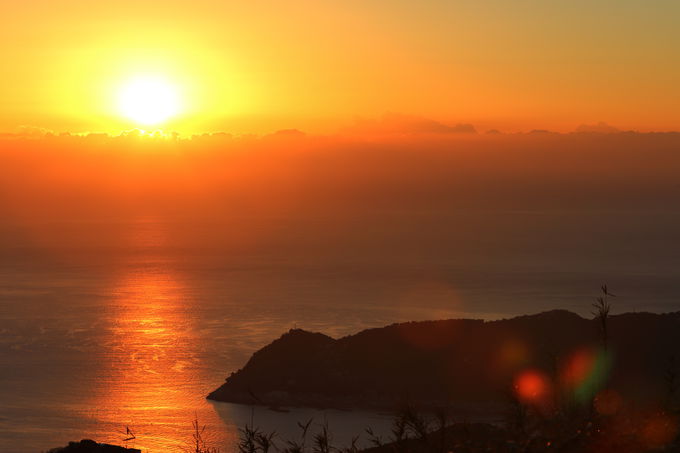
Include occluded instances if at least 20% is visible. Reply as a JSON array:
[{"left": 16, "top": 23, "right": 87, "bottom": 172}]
[{"left": 592, "top": 284, "right": 614, "bottom": 351}]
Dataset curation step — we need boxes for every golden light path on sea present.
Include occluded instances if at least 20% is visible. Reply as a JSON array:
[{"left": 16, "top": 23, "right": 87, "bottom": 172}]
[{"left": 85, "top": 219, "right": 231, "bottom": 452}]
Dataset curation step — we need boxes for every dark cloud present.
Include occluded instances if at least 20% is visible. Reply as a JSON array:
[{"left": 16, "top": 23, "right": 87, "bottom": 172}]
[
  {"left": 266, "top": 129, "right": 306, "bottom": 139},
  {"left": 574, "top": 122, "right": 621, "bottom": 134},
  {"left": 344, "top": 113, "right": 476, "bottom": 135}
]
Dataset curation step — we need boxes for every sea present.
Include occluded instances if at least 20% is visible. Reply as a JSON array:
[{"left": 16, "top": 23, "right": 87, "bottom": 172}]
[{"left": 2, "top": 210, "right": 680, "bottom": 452}]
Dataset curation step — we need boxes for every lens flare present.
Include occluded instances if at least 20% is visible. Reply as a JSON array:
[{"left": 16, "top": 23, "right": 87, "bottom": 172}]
[
  {"left": 594, "top": 389, "right": 623, "bottom": 416},
  {"left": 497, "top": 339, "right": 530, "bottom": 370},
  {"left": 560, "top": 347, "right": 613, "bottom": 405},
  {"left": 514, "top": 369, "right": 551, "bottom": 405},
  {"left": 641, "top": 413, "right": 679, "bottom": 449}
]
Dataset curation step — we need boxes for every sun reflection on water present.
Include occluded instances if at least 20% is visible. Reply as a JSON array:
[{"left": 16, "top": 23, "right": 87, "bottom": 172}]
[{"left": 85, "top": 221, "right": 232, "bottom": 451}]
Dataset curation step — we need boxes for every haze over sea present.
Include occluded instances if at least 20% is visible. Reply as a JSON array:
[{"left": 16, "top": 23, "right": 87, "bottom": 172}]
[
  {"left": 1, "top": 211, "right": 679, "bottom": 452},
  {"left": 2, "top": 133, "right": 680, "bottom": 452}
]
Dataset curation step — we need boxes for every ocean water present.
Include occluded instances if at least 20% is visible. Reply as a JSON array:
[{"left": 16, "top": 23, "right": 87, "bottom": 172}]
[{"left": 2, "top": 212, "right": 680, "bottom": 452}]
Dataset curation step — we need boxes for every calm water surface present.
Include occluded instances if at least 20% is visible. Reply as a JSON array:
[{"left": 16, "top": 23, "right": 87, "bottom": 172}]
[{"left": 2, "top": 214, "right": 680, "bottom": 452}]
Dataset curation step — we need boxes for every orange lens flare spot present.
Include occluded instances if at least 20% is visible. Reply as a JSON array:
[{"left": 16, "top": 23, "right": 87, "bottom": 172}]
[
  {"left": 562, "top": 348, "right": 596, "bottom": 387},
  {"left": 514, "top": 369, "right": 551, "bottom": 405},
  {"left": 498, "top": 339, "right": 530, "bottom": 370},
  {"left": 594, "top": 389, "right": 623, "bottom": 416},
  {"left": 641, "top": 413, "right": 679, "bottom": 449}
]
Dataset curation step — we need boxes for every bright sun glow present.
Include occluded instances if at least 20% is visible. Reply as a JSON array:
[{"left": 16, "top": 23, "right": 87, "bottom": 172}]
[{"left": 118, "top": 76, "right": 181, "bottom": 126}]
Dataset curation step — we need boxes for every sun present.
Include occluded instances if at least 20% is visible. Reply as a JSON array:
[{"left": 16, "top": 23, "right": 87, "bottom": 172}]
[{"left": 118, "top": 76, "right": 181, "bottom": 126}]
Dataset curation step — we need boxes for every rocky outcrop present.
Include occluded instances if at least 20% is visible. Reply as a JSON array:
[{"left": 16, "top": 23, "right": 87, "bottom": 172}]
[{"left": 47, "top": 439, "right": 140, "bottom": 453}]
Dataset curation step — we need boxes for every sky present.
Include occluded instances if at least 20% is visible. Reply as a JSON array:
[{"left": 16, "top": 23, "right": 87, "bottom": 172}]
[{"left": 2, "top": 0, "right": 679, "bottom": 134}]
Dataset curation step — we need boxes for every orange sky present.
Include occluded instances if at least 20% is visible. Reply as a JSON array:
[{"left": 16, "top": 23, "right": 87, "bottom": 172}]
[{"left": 2, "top": 0, "right": 679, "bottom": 135}]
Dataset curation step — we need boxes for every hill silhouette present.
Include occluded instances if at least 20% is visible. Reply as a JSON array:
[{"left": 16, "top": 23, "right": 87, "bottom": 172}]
[{"left": 208, "top": 310, "right": 680, "bottom": 411}]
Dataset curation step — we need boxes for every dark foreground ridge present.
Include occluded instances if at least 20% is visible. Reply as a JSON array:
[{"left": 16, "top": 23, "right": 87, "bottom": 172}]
[
  {"left": 208, "top": 310, "right": 680, "bottom": 411},
  {"left": 46, "top": 439, "right": 140, "bottom": 453}
]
